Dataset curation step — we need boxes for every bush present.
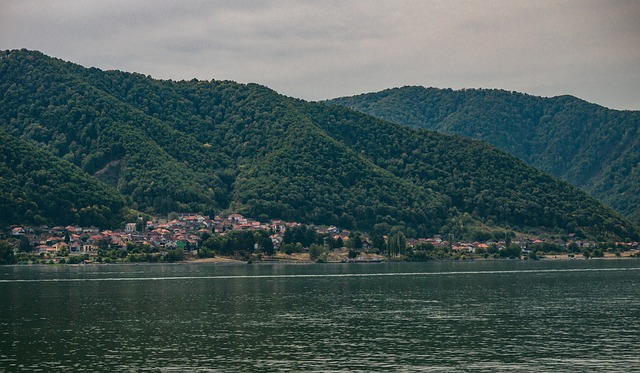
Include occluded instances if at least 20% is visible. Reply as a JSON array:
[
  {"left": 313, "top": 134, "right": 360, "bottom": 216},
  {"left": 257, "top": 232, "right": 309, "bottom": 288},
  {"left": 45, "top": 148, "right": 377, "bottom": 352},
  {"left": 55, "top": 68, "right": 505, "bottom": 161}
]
[
  {"left": 164, "top": 249, "right": 185, "bottom": 262},
  {"left": 0, "top": 241, "right": 17, "bottom": 265},
  {"left": 308, "top": 244, "right": 324, "bottom": 261}
]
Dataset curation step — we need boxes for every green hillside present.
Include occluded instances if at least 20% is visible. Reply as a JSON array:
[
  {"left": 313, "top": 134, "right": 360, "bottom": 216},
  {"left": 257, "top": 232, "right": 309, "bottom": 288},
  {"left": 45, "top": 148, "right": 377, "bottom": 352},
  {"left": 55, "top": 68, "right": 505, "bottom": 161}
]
[
  {"left": 0, "top": 129, "right": 126, "bottom": 227},
  {"left": 1, "top": 49, "right": 637, "bottom": 240},
  {"left": 328, "top": 86, "right": 640, "bottom": 223}
]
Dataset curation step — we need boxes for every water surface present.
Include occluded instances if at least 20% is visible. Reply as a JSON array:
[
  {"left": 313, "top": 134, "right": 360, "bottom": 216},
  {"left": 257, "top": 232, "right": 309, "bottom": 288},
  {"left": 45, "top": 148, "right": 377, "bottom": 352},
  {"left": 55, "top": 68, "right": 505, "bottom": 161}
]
[{"left": 1, "top": 260, "right": 639, "bottom": 371}]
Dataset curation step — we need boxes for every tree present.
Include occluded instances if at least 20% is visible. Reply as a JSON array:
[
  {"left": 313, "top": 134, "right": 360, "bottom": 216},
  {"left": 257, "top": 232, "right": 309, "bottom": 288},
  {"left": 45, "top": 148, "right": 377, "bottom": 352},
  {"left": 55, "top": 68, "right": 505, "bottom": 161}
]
[
  {"left": 135, "top": 215, "right": 146, "bottom": 232},
  {"left": 505, "top": 233, "right": 512, "bottom": 247},
  {"left": 346, "top": 232, "right": 363, "bottom": 249},
  {"left": 19, "top": 235, "right": 33, "bottom": 253},
  {"left": 592, "top": 249, "right": 604, "bottom": 258},
  {"left": 500, "top": 244, "right": 521, "bottom": 259},
  {"left": 0, "top": 241, "right": 17, "bottom": 265},
  {"left": 387, "top": 232, "right": 407, "bottom": 257},
  {"left": 352, "top": 233, "right": 363, "bottom": 249},
  {"left": 567, "top": 242, "right": 580, "bottom": 253},
  {"left": 370, "top": 233, "right": 386, "bottom": 251},
  {"left": 281, "top": 243, "right": 295, "bottom": 255},
  {"left": 253, "top": 230, "right": 274, "bottom": 256},
  {"left": 309, "top": 244, "right": 324, "bottom": 261},
  {"left": 283, "top": 225, "right": 318, "bottom": 247},
  {"left": 164, "top": 249, "right": 184, "bottom": 262},
  {"left": 57, "top": 245, "right": 70, "bottom": 257}
]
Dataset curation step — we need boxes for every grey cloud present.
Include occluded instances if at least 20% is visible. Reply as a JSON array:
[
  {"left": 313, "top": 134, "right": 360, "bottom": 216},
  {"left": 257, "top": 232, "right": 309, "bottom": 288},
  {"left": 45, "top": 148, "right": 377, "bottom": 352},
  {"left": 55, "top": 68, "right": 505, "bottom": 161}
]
[{"left": 1, "top": 0, "right": 639, "bottom": 109}]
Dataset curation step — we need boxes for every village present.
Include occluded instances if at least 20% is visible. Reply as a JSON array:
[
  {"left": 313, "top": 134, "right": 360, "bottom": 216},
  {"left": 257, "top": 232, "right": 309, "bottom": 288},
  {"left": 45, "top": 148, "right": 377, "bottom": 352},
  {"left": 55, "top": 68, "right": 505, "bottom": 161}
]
[{"left": 2, "top": 212, "right": 639, "bottom": 264}]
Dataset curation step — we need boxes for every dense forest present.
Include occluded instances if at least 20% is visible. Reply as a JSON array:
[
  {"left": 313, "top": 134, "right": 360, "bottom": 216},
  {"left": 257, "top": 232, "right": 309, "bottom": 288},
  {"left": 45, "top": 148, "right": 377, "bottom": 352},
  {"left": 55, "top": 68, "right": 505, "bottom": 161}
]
[
  {"left": 0, "top": 129, "right": 126, "bottom": 227},
  {"left": 328, "top": 86, "right": 640, "bottom": 224},
  {"left": 1, "top": 49, "right": 637, "bottom": 240}
]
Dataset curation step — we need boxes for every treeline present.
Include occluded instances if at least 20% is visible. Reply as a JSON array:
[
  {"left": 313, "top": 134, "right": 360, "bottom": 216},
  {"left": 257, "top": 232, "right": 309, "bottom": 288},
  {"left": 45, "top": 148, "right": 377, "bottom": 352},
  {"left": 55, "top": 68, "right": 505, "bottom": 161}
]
[{"left": 199, "top": 230, "right": 274, "bottom": 258}]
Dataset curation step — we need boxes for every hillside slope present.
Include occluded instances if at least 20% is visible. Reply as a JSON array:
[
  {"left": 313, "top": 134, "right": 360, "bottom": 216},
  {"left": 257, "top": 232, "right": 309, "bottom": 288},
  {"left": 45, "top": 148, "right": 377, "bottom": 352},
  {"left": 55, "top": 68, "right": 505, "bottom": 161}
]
[
  {"left": 1, "top": 49, "right": 637, "bottom": 239},
  {"left": 328, "top": 86, "right": 640, "bottom": 223},
  {"left": 0, "top": 129, "right": 126, "bottom": 227}
]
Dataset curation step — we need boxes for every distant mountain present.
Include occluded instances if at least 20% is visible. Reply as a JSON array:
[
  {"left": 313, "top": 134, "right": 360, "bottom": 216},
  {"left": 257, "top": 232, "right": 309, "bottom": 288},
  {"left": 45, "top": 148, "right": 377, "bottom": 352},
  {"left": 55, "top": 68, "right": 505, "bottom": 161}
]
[
  {"left": 1, "top": 49, "right": 637, "bottom": 240},
  {"left": 328, "top": 86, "right": 640, "bottom": 224},
  {"left": 0, "top": 129, "right": 126, "bottom": 227}
]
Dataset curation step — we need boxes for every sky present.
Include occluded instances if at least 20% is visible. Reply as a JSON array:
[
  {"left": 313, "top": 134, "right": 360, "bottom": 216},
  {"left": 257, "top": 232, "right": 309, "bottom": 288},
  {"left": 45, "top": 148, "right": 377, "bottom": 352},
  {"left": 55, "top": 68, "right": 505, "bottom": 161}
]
[{"left": 2, "top": 0, "right": 639, "bottom": 110}]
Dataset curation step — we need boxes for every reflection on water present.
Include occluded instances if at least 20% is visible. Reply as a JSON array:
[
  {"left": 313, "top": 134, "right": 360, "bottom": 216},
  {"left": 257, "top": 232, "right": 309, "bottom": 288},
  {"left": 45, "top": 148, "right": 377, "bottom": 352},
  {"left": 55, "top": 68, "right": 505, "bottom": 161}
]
[{"left": 1, "top": 260, "right": 639, "bottom": 371}]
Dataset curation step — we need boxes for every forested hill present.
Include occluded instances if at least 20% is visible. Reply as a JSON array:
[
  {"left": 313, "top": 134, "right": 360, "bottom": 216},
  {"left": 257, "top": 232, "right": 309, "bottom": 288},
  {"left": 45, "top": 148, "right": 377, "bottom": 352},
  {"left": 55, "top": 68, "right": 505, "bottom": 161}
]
[
  {"left": 328, "top": 86, "right": 640, "bottom": 224},
  {"left": 1, "top": 49, "right": 637, "bottom": 240},
  {"left": 0, "top": 129, "right": 126, "bottom": 227}
]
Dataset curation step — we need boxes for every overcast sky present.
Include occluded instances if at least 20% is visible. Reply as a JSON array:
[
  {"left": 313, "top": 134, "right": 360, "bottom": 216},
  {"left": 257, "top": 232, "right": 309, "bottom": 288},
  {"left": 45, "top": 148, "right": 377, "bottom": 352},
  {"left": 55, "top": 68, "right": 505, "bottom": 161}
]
[{"left": 2, "top": 0, "right": 639, "bottom": 109}]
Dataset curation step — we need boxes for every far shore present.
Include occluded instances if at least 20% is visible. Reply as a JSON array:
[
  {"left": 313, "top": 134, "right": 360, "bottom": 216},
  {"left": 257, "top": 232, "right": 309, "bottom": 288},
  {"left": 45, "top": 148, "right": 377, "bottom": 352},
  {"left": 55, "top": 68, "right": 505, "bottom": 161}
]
[
  {"left": 539, "top": 252, "right": 638, "bottom": 260},
  {"left": 7, "top": 250, "right": 638, "bottom": 266}
]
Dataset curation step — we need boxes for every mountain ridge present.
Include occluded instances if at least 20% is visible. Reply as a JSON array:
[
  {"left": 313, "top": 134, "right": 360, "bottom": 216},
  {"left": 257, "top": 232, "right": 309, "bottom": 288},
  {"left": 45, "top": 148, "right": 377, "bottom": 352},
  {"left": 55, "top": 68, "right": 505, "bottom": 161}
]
[
  {"left": 1, "top": 49, "right": 637, "bottom": 240},
  {"left": 327, "top": 86, "right": 640, "bottom": 224}
]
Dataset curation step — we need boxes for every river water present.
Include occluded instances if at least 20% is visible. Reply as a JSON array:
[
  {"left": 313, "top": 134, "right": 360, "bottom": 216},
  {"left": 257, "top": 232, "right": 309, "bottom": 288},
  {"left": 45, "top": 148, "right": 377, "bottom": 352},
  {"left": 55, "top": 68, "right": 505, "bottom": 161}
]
[{"left": 1, "top": 260, "right": 639, "bottom": 372}]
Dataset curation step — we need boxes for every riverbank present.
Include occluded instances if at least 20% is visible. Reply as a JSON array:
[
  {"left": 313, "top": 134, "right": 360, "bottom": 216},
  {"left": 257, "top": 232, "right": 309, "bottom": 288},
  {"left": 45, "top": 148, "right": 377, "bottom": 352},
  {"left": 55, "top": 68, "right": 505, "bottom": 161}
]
[
  {"left": 191, "top": 248, "right": 386, "bottom": 264},
  {"left": 539, "top": 251, "right": 638, "bottom": 260},
  {"left": 173, "top": 250, "right": 640, "bottom": 264},
  {"left": 7, "top": 247, "right": 639, "bottom": 266}
]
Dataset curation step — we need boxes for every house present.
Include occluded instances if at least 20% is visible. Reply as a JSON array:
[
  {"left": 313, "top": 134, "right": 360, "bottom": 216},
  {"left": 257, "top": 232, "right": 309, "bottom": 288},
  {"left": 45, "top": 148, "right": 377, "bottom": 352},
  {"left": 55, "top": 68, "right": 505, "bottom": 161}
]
[
  {"left": 476, "top": 243, "right": 489, "bottom": 252},
  {"left": 82, "top": 244, "right": 97, "bottom": 253},
  {"left": 46, "top": 237, "right": 64, "bottom": 246},
  {"left": 50, "top": 226, "right": 66, "bottom": 235},
  {"left": 180, "top": 214, "right": 207, "bottom": 224},
  {"left": 109, "top": 237, "right": 125, "bottom": 249},
  {"left": 37, "top": 245, "right": 57, "bottom": 254},
  {"left": 361, "top": 240, "right": 373, "bottom": 251},
  {"left": 87, "top": 235, "right": 104, "bottom": 244},
  {"left": 70, "top": 242, "right": 82, "bottom": 253},
  {"left": 271, "top": 221, "right": 286, "bottom": 232},
  {"left": 229, "top": 213, "right": 245, "bottom": 222},
  {"left": 54, "top": 242, "right": 69, "bottom": 253},
  {"left": 83, "top": 226, "right": 100, "bottom": 234},
  {"left": 167, "top": 219, "right": 185, "bottom": 229},
  {"left": 270, "top": 234, "right": 283, "bottom": 249},
  {"left": 125, "top": 223, "right": 137, "bottom": 233}
]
